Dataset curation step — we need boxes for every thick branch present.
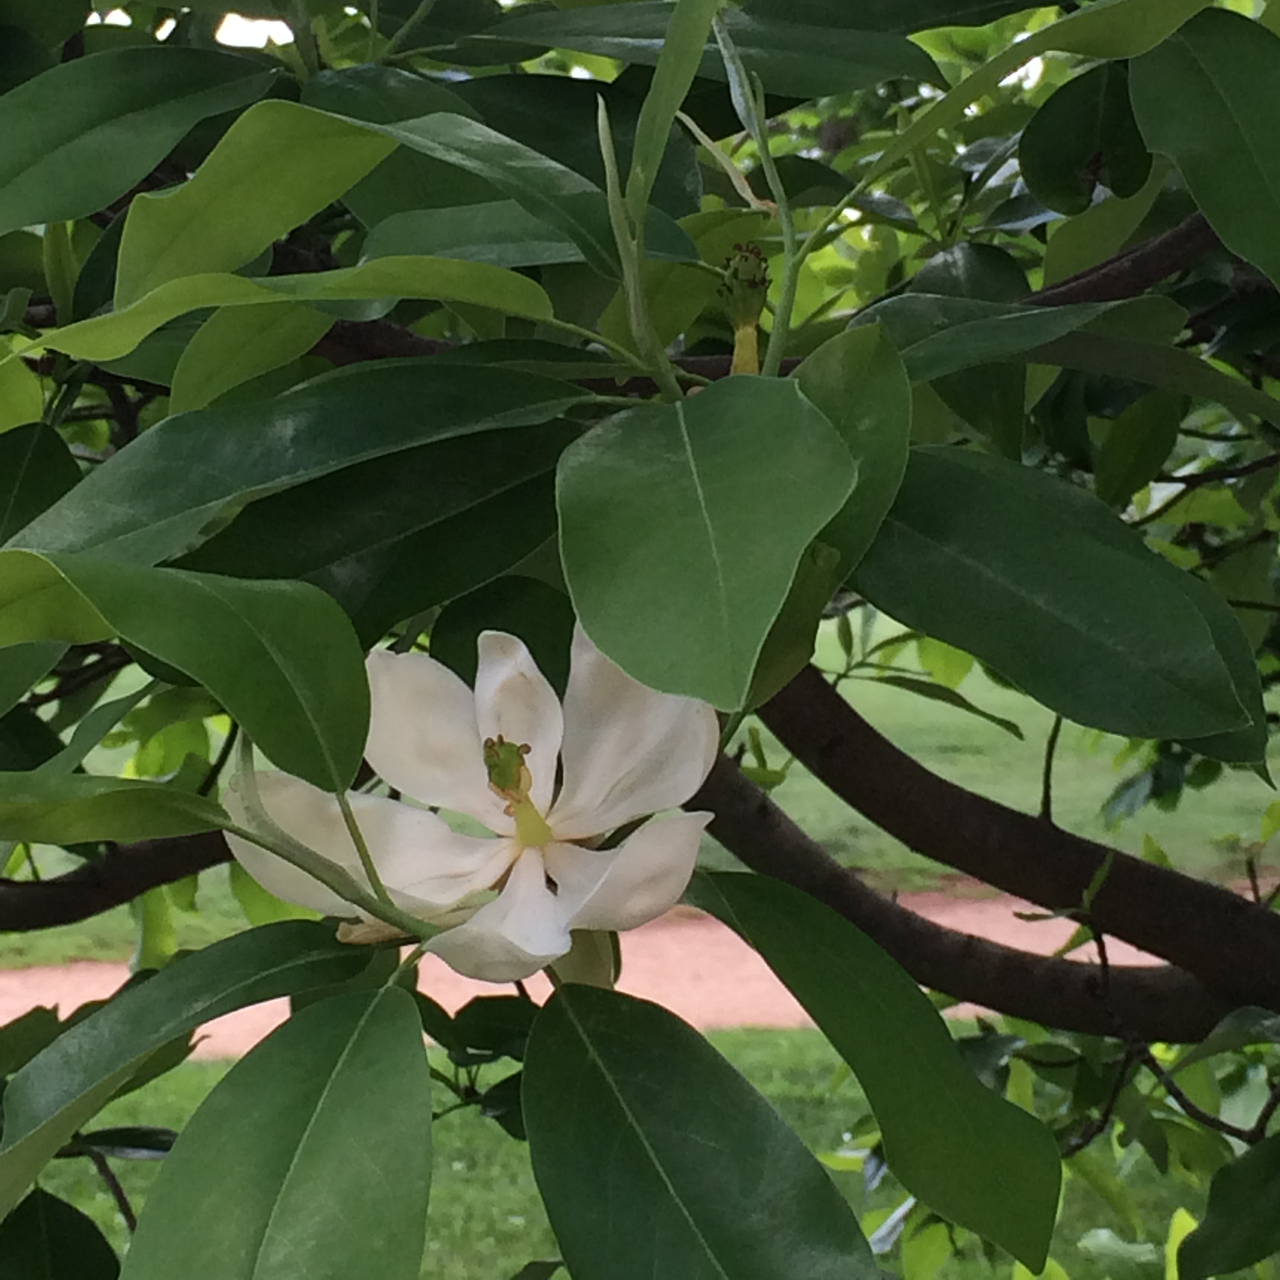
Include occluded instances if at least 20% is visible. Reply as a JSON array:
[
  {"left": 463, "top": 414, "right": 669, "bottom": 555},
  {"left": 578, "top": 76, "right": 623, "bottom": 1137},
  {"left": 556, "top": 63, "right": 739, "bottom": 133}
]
[
  {"left": 0, "top": 833, "right": 231, "bottom": 931},
  {"left": 692, "top": 755, "right": 1231, "bottom": 1040},
  {"left": 1030, "top": 213, "right": 1221, "bottom": 307},
  {"left": 761, "top": 666, "right": 1280, "bottom": 1012}
]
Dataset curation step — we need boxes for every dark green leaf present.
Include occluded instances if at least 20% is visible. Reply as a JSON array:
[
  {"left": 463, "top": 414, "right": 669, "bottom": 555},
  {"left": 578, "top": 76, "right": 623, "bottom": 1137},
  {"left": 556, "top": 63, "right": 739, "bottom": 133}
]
[
  {"left": 364, "top": 203, "right": 583, "bottom": 270},
  {"left": 1132, "top": 10, "right": 1280, "bottom": 289},
  {"left": 693, "top": 873, "right": 1060, "bottom": 1270},
  {"left": 854, "top": 293, "right": 1119, "bottom": 383},
  {"left": 430, "top": 577, "right": 576, "bottom": 697},
  {"left": 0, "top": 553, "right": 369, "bottom": 790},
  {"left": 1173, "top": 1007, "right": 1280, "bottom": 1074},
  {"left": 121, "top": 988, "right": 431, "bottom": 1280},
  {"left": 853, "top": 448, "right": 1249, "bottom": 739},
  {"left": 11, "top": 361, "right": 585, "bottom": 566},
  {"left": 525, "top": 985, "right": 877, "bottom": 1279},
  {"left": 0, "top": 47, "right": 277, "bottom": 237},
  {"left": 0, "top": 641, "right": 65, "bottom": 718},
  {"left": 0, "top": 425, "right": 80, "bottom": 545},
  {"left": 795, "top": 324, "right": 912, "bottom": 579},
  {"left": 1094, "top": 390, "right": 1181, "bottom": 507},
  {"left": 0, "top": 922, "right": 367, "bottom": 1220},
  {"left": 486, "top": 3, "right": 942, "bottom": 100},
  {"left": 453, "top": 74, "right": 701, "bottom": 221},
  {"left": 1020, "top": 63, "right": 1150, "bottom": 215},
  {"left": 558, "top": 377, "right": 856, "bottom": 709},
  {"left": 1179, "top": 1134, "right": 1280, "bottom": 1279},
  {"left": 0, "top": 771, "right": 227, "bottom": 843},
  {"left": 0, "top": 1188, "right": 119, "bottom": 1279},
  {"left": 741, "top": 0, "right": 1033, "bottom": 33},
  {"left": 450, "top": 994, "right": 538, "bottom": 1066},
  {"left": 861, "top": 672, "right": 1024, "bottom": 738},
  {"left": 481, "top": 1070, "right": 526, "bottom": 1140},
  {"left": 366, "top": 112, "right": 698, "bottom": 279}
]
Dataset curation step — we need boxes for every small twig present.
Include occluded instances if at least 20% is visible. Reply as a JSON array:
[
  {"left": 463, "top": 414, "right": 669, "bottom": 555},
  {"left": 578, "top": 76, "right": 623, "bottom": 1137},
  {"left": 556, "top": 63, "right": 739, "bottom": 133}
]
[
  {"left": 85, "top": 1150, "right": 138, "bottom": 1232},
  {"left": 198, "top": 724, "right": 239, "bottom": 798},
  {"left": 1247, "top": 1078, "right": 1280, "bottom": 1143},
  {"left": 1155, "top": 453, "right": 1280, "bottom": 490},
  {"left": 1227, "top": 598, "right": 1280, "bottom": 613},
  {"left": 25, "top": 647, "right": 131, "bottom": 708},
  {"left": 1061, "top": 1045, "right": 1139, "bottom": 1157},
  {"left": 1138, "top": 1048, "right": 1253, "bottom": 1142},
  {"left": 1248, "top": 856, "right": 1264, "bottom": 906},
  {"left": 1039, "top": 715, "right": 1063, "bottom": 824}
]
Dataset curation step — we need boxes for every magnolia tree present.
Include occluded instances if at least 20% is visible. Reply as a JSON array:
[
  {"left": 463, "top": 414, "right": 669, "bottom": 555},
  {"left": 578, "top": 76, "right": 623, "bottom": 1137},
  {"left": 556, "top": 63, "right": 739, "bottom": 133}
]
[{"left": 2, "top": 0, "right": 1280, "bottom": 1274}]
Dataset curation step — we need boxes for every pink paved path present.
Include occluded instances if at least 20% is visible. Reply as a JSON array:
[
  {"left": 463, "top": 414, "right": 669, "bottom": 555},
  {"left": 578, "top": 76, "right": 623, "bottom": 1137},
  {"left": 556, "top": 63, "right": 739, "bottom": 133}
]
[{"left": 0, "top": 894, "right": 1158, "bottom": 1057}]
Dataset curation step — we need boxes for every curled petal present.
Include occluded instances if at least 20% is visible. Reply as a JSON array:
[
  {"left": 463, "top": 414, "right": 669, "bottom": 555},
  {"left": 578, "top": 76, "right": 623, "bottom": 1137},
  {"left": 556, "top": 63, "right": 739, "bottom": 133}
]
[
  {"left": 549, "top": 627, "right": 719, "bottom": 838},
  {"left": 365, "top": 650, "right": 510, "bottom": 833},
  {"left": 545, "top": 811, "right": 710, "bottom": 933},
  {"left": 425, "top": 849, "right": 571, "bottom": 981},
  {"left": 474, "top": 632, "right": 563, "bottom": 815},
  {"left": 223, "top": 771, "right": 369, "bottom": 916}
]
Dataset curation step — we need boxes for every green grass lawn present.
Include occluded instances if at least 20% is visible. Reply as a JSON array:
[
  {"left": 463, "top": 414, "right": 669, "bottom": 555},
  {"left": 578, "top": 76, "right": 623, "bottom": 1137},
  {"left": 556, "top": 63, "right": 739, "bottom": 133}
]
[
  {"left": 43, "top": 1030, "right": 1219, "bottom": 1280},
  {"left": 6, "top": 620, "right": 1275, "bottom": 969}
]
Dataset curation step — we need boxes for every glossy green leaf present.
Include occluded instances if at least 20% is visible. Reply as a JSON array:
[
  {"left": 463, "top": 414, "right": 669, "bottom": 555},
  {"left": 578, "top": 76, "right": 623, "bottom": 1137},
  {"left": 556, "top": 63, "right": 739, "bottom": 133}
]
[
  {"left": 121, "top": 988, "right": 431, "bottom": 1280},
  {"left": 301, "top": 65, "right": 493, "bottom": 225},
  {"left": 488, "top": 3, "right": 942, "bottom": 99},
  {"left": 741, "top": 0, "right": 1031, "bottom": 31},
  {"left": 0, "top": 922, "right": 367, "bottom": 1220},
  {"left": 852, "top": 448, "right": 1248, "bottom": 739},
  {"left": 1179, "top": 1134, "right": 1280, "bottom": 1279},
  {"left": 1132, "top": 10, "right": 1280, "bottom": 290},
  {"left": 797, "top": 326, "right": 912, "bottom": 579},
  {"left": 364, "top": 203, "right": 583, "bottom": 269},
  {"left": 863, "top": 0, "right": 1211, "bottom": 191},
  {"left": 0, "top": 424, "right": 80, "bottom": 544},
  {"left": 854, "top": 294, "right": 1121, "bottom": 383},
  {"left": 452, "top": 73, "right": 701, "bottom": 222},
  {"left": 624, "top": 0, "right": 721, "bottom": 223},
  {"left": 0, "top": 705, "right": 62, "bottom": 771},
  {"left": 1024, "top": 330, "right": 1280, "bottom": 432},
  {"left": 0, "top": 337, "right": 43, "bottom": 430},
  {"left": 0, "top": 1188, "right": 119, "bottom": 1279},
  {"left": 12, "top": 361, "right": 585, "bottom": 565},
  {"left": 33, "top": 255, "right": 554, "bottom": 367},
  {"left": 745, "top": 541, "right": 842, "bottom": 709},
  {"left": 430, "top": 576, "right": 576, "bottom": 696},
  {"left": 182, "top": 420, "right": 577, "bottom": 638},
  {"left": 1094, "top": 390, "right": 1181, "bottom": 508},
  {"left": 1019, "top": 63, "right": 1150, "bottom": 216},
  {"left": 116, "top": 100, "right": 395, "bottom": 306},
  {"left": 369, "top": 111, "right": 697, "bottom": 278},
  {"left": 0, "top": 47, "right": 276, "bottom": 237},
  {"left": 524, "top": 985, "right": 877, "bottom": 1280},
  {"left": 169, "top": 302, "right": 336, "bottom": 414},
  {"left": 694, "top": 873, "right": 1060, "bottom": 1270},
  {"left": 862, "top": 672, "right": 1024, "bottom": 738},
  {"left": 0, "top": 641, "right": 64, "bottom": 718},
  {"left": 0, "top": 552, "right": 369, "bottom": 790},
  {"left": 558, "top": 377, "right": 856, "bottom": 709}
]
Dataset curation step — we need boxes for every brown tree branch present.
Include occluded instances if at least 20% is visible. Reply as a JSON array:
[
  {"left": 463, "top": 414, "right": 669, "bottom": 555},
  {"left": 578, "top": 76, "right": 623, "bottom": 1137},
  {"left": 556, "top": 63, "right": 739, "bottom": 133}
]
[
  {"left": 760, "top": 666, "right": 1280, "bottom": 1013},
  {"left": 691, "top": 754, "right": 1232, "bottom": 1041},
  {"left": 1029, "top": 213, "right": 1220, "bottom": 307},
  {"left": 0, "top": 833, "right": 231, "bottom": 932}
]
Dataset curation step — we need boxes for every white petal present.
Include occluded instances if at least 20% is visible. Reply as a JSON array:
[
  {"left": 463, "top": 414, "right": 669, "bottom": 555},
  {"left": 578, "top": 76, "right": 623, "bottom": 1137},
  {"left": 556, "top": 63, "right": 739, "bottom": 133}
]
[
  {"left": 365, "top": 649, "right": 510, "bottom": 833},
  {"left": 424, "top": 849, "right": 571, "bottom": 981},
  {"left": 347, "top": 799, "right": 516, "bottom": 915},
  {"left": 222, "top": 771, "right": 366, "bottom": 916},
  {"left": 548, "top": 626, "right": 719, "bottom": 838},
  {"left": 546, "top": 811, "right": 710, "bottom": 932},
  {"left": 474, "top": 632, "right": 563, "bottom": 815}
]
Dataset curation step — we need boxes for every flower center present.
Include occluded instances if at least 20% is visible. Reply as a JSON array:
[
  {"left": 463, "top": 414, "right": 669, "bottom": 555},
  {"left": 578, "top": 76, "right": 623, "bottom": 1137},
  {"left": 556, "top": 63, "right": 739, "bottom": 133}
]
[{"left": 483, "top": 735, "right": 555, "bottom": 849}]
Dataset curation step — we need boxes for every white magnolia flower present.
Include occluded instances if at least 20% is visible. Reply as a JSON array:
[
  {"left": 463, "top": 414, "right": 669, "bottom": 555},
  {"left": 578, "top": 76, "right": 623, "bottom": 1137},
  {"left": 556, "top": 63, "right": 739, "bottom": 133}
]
[{"left": 225, "top": 626, "right": 719, "bottom": 981}]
